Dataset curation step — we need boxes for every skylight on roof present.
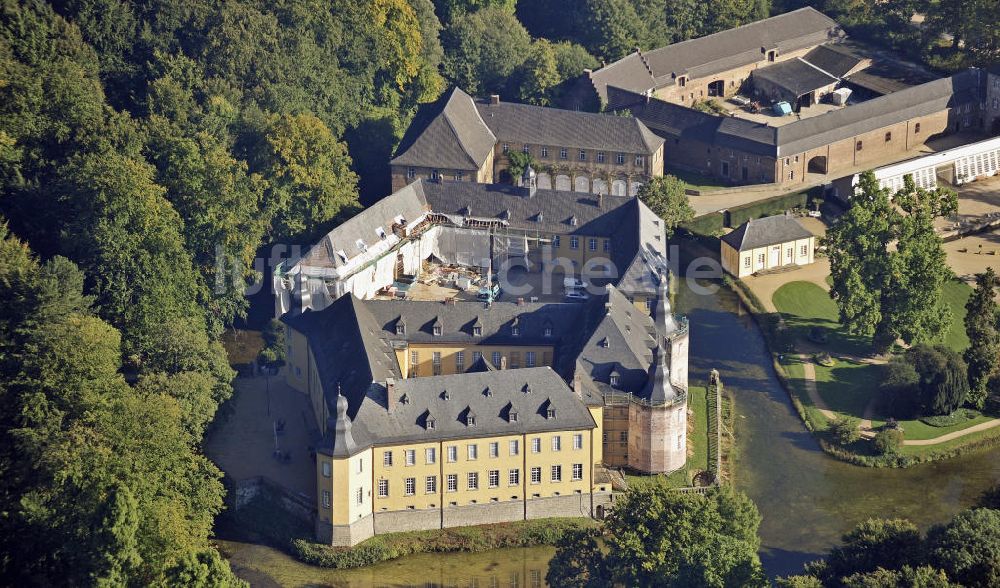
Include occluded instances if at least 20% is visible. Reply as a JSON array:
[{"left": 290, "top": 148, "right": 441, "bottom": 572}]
[
  {"left": 355, "top": 239, "right": 367, "bottom": 252},
  {"left": 376, "top": 226, "right": 387, "bottom": 239}
]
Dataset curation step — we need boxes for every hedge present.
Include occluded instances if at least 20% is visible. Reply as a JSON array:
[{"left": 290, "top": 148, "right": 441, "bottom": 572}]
[
  {"left": 681, "top": 212, "right": 725, "bottom": 237},
  {"left": 726, "top": 189, "right": 813, "bottom": 228},
  {"left": 293, "top": 517, "right": 596, "bottom": 569}
]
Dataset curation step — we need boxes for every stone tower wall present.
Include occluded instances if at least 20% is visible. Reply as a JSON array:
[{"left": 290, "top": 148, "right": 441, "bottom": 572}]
[{"left": 627, "top": 401, "right": 687, "bottom": 474}]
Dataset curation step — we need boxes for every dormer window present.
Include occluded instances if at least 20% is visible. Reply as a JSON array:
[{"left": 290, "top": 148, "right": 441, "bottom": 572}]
[
  {"left": 601, "top": 338, "right": 610, "bottom": 348},
  {"left": 536, "top": 212, "right": 544, "bottom": 223},
  {"left": 396, "top": 321, "right": 406, "bottom": 335},
  {"left": 336, "top": 250, "right": 349, "bottom": 263},
  {"left": 569, "top": 216, "right": 578, "bottom": 226},
  {"left": 511, "top": 325, "right": 520, "bottom": 336},
  {"left": 484, "top": 387, "right": 493, "bottom": 398},
  {"left": 523, "top": 383, "right": 532, "bottom": 394},
  {"left": 433, "top": 325, "right": 442, "bottom": 336},
  {"left": 610, "top": 373, "right": 620, "bottom": 387},
  {"left": 375, "top": 226, "right": 387, "bottom": 240},
  {"left": 466, "top": 410, "right": 477, "bottom": 427},
  {"left": 400, "top": 393, "right": 410, "bottom": 405},
  {"left": 356, "top": 239, "right": 367, "bottom": 252},
  {"left": 546, "top": 408, "right": 556, "bottom": 419},
  {"left": 473, "top": 326, "right": 482, "bottom": 336},
  {"left": 544, "top": 326, "right": 553, "bottom": 337},
  {"left": 510, "top": 411, "right": 518, "bottom": 423},
  {"left": 441, "top": 390, "right": 450, "bottom": 401},
  {"left": 427, "top": 417, "right": 436, "bottom": 429}
]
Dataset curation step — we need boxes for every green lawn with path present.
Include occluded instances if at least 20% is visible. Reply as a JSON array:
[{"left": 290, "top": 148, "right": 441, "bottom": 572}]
[{"left": 770, "top": 278, "right": 992, "bottom": 446}]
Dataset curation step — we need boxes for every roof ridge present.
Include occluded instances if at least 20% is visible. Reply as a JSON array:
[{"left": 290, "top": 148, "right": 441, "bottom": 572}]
[{"left": 441, "top": 89, "right": 494, "bottom": 169}]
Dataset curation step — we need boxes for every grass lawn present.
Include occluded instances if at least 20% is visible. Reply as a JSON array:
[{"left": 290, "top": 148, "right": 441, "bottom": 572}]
[
  {"left": 664, "top": 165, "right": 729, "bottom": 192},
  {"left": 625, "top": 386, "right": 710, "bottom": 489},
  {"left": 771, "top": 278, "right": 985, "bottom": 445}
]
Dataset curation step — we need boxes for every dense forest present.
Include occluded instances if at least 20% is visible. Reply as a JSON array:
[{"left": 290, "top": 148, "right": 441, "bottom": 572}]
[{"left": 0, "top": 0, "right": 996, "bottom": 585}]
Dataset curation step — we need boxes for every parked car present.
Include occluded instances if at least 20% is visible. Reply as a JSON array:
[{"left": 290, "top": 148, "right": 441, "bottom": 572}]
[
  {"left": 807, "top": 210, "right": 822, "bottom": 218},
  {"left": 563, "top": 277, "right": 588, "bottom": 290},
  {"left": 564, "top": 289, "right": 590, "bottom": 302}
]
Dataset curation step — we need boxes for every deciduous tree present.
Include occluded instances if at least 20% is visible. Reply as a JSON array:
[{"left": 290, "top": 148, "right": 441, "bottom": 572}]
[
  {"left": 964, "top": 268, "right": 1000, "bottom": 408},
  {"left": 637, "top": 175, "right": 695, "bottom": 238}
]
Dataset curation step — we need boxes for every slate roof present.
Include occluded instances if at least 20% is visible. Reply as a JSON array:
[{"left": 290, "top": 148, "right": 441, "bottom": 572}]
[
  {"left": 357, "top": 368, "right": 597, "bottom": 449},
  {"left": 288, "top": 283, "right": 677, "bottom": 455},
  {"left": 751, "top": 58, "right": 840, "bottom": 100},
  {"left": 802, "top": 44, "right": 865, "bottom": 78},
  {"left": 589, "top": 8, "right": 842, "bottom": 101},
  {"left": 611, "top": 68, "right": 984, "bottom": 158},
  {"left": 391, "top": 87, "right": 496, "bottom": 170},
  {"left": 298, "top": 183, "right": 426, "bottom": 270},
  {"left": 474, "top": 98, "right": 663, "bottom": 154},
  {"left": 720, "top": 214, "right": 814, "bottom": 251}
]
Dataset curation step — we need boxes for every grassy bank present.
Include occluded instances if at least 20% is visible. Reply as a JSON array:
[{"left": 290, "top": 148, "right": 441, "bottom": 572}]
[
  {"left": 725, "top": 276, "right": 1000, "bottom": 467},
  {"left": 217, "top": 484, "right": 594, "bottom": 571}
]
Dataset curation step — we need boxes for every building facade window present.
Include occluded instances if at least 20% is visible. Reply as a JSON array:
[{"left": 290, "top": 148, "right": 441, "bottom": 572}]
[
  {"left": 426, "top": 476, "right": 437, "bottom": 493},
  {"left": 551, "top": 465, "right": 562, "bottom": 482},
  {"left": 635, "top": 155, "right": 644, "bottom": 166},
  {"left": 552, "top": 436, "right": 562, "bottom": 451},
  {"left": 456, "top": 171, "right": 464, "bottom": 181},
  {"left": 432, "top": 352, "right": 441, "bottom": 375},
  {"left": 407, "top": 167, "right": 415, "bottom": 179},
  {"left": 322, "top": 461, "right": 331, "bottom": 477},
  {"left": 573, "top": 434, "right": 583, "bottom": 450},
  {"left": 405, "top": 477, "right": 416, "bottom": 496},
  {"left": 552, "top": 235, "right": 560, "bottom": 248},
  {"left": 510, "top": 440, "right": 519, "bottom": 455},
  {"left": 447, "top": 446, "right": 457, "bottom": 462},
  {"left": 526, "top": 351, "right": 536, "bottom": 367},
  {"left": 579, "top": 150, "right": 586, "bottom": 161},
  {"left": 801, "top": 245, "right": 808, "bottom": 256},
  {"left": 588, "top": 238, "right": 597, "bottom": 251},
  {"left": 455, "top": 351, "right": 464, "bottom": 371},
  {"left": 603, "top": 240, "right": 610, "bottom": 252},
  {"left": 383, "top": 451, "right": 393, "bottom": 466},
  {"left": 322, "top": 490, "right": 331, "bottom": 508},
  {"left": 489, "top": 442, "right": 499, "bottom": 458},
  {"left": 502, "top": 143, "right": 509, "bottom": 153},
  {"left": 426, "top": 447, "right": 436, "bottom": 464},
  {"left": 572, "top": 464, "right": 583, "bottom": 481},
  {"left": 522, "top": 144, "right": 530, "bottom": 154},
  {"left": 744, "top": 256, "right": 751, "bottom": 268},
  {"left": 509, "top": 469, "right": 520, "bottom": 485},
  {"left": 570, "top": 237, "right": 579, "bottom": 249},
  {"left": 410, "top": 351, "right": 418, "bottom": 377},
  {"left": 541, "top": 146, "right": 549, "bottom": 158},
  {"left": 492, "top": 351, "right": 502, "bottom": 366},
  {"left": 597, "top": 151, "right": 605, "bottom": 163},
  {"left": 489, "top": 470, "right": 500, "bottom": 488},
  {"left": 405, "top": 449, "right": 415, "bottom": 466},
  {"left": 378, "top": 479, "right": 389, "bottom": 497},
  {"left": 468, "top": 444, "right": 478, "bottom": 460},
  {"left": 531, "top": 438, "right": 541, "bottom": 453},
  {"left": 915, "top": 122, "right": 921, "bottom": 133},
  {"left": 530, "top": 467, "right": 542, "bottom": 484},
  {"left": 885, "top": 132, "right": 892, "bottom": 142},
  {"left": 447, "top": 474, "right": 457, "bottom": 492},
  {"left": 357, "top": 487, "right": 363, "bottom": 504},
  {"left": 757, "top": 253, "right": 765, "bottom": 265},
  {"left": 559, "top": 148, "right": 568, "bottom": 160},
  {"left": 467, "top": 472, "right": 479, "bottom": 490},
  {"left": 616, "top": 153, "right": 625, "bottom": 165},
  {"left": 856, "top": 140, "right": 863, "bottom": 151}
]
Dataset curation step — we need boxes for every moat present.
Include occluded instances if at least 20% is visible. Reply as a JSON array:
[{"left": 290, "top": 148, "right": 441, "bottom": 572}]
[{"left": 223, "top": 256, "right": 1000, "bottom": 586}]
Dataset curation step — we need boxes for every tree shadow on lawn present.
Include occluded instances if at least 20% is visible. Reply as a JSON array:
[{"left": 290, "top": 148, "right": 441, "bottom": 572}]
[{"left": 813, "top": 360, "right": 880, "bottom": 419}]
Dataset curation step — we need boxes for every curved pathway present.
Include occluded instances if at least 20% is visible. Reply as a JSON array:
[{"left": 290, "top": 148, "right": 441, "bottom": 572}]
[{"left": 903, "top": 418, "right": 1000, "bottom": 446}]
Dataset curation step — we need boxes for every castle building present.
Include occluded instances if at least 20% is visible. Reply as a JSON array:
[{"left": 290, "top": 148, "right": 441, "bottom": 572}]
[
  {"left": 274, "top": 178, "right": 670, "bottom": 316},
  {"left": 579, "top": 7, "right": 994, "bottom": 188},
  {"left": 389, "top": 88, "right": 665, "bottom": 196},
  {"left": 275, "top": 178, "right": 689, "bottom": 545},
  {"left": 283, "top": 278, "right": 689, "bottom": 545}
]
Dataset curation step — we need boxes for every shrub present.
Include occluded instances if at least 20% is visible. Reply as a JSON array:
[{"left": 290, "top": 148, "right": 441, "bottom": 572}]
[
  {"left": 726, "top": 191, "right": 810, "bottom": 227},
  {"left": 874, "top": 428, "right": 904, "bottom": 455},
  {"left": 829, "top": 416, "right": 861, "bottom": 446}
]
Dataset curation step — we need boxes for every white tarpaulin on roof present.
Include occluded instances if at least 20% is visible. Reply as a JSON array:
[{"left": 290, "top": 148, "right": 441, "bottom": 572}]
[{"left": 432, "top": 226, "right": 491, "bottom": 267}]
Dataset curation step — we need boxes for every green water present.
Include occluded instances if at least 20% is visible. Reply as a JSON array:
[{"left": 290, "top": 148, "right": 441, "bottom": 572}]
[{"left": 224, "top": 274, "right": 1000, "bottom": 586}]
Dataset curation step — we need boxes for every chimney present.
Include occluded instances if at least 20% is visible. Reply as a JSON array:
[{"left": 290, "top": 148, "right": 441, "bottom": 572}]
[
  {"left": 597, "top": 193, "right": 604, "bottom": 208},
  {"left": 490, "top": 94, "right": 500, "bottom": 105},
  {"left": 517, "top": 297, "right": 525, "bottom": 305},
  {"left": 573, "top": 372, "right": 583, "bottom": 399},
  {"left": 500, "top": 356, "right": 508, "bottom": 370},
  {"left": 386, "top": 378, "right": 396, "bottom": 411}
]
